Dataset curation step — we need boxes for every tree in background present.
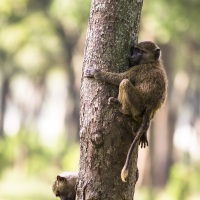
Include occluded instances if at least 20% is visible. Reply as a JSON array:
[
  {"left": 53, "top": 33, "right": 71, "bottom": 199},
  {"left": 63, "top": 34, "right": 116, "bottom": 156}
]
[
  {"left": 137, "top": 0, "right": 200, "bottom": 198},
  {"left": 0, "top": 0, "right": 90, "bottom": 140}
]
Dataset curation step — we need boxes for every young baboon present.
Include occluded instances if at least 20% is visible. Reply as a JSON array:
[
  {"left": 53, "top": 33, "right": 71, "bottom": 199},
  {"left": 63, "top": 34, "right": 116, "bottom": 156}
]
[
  {"left": 52, "top": 172, "right": 77, "bottom": 200},
  {"left": 84, "top": 41, "right": 168, "bottom": 182}
]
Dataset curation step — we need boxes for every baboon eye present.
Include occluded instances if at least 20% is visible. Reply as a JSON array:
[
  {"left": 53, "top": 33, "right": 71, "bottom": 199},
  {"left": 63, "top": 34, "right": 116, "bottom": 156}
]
[
  {"left": 134, "top": 48, "right": 140, "bottom": 53},
  {"left": 134, "top": 48, "right": 145, "bottom": 54}
]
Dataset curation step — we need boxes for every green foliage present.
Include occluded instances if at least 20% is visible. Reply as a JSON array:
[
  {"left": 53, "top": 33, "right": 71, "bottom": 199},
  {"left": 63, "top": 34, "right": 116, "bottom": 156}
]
[
  {"left": 135, "top": 163, "right": 200, "bottom": 200},
  {"left": 50, "top": 0, "right": 91, "bottom": 29},
  {"left": 0, "top": 131, "right": 80, "bottom": 199},
  {"left": 0, "top": 171, "right": 53, "bottom": 200},
  {"left": 142, "top": 0, "right": 200, "bottom": 42},
  {"left": 0, "top": 0, "right": 91, "bottom": 75},
  {"left": 0, "top": 137, "right": 15, "bottom": 174},
  {"left": 0, "top": 0, "right": 89, "bottom": 199},
  {"left": 62, "top": 143, "right": 80, "bottom": 171},
  {"left": 166, "top": 163, "right": 200, "bottom": 200},
  {"left": 0, "top": 129, "right": 49, "bottom": 174},
  {"left": 0, "top": 128, "right": 80, "bottom": 174}
]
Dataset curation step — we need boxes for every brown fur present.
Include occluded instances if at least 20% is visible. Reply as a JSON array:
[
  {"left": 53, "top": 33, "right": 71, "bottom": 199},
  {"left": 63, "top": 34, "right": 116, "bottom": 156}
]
[
  {"left": 84, "top": 41, "right": 168, "bottom": 182},
  {"left": 52, "top": 172, "right": 77, "bottom": 200}
]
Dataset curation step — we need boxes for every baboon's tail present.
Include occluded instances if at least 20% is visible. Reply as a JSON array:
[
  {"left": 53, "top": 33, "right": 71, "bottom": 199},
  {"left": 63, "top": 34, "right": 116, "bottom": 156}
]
[{"left": 121, "top": 110, "right": 151, "bottom": 182}]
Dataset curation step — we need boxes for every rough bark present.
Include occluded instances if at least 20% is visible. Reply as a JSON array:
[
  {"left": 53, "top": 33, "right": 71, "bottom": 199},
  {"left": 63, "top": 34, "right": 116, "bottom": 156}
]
[{"left": 77, "top": 0, "right": 143, "bottom": 199}]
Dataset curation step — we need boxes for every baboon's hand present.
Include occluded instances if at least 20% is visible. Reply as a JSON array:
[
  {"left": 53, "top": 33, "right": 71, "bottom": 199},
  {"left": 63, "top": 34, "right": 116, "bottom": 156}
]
[
  {"left": 139, "top": 133, "right": 148, "bottom": 148},
  {"left": 84, "top": 68, "right": 100, "bottom": 78},
  {"left": 108, "top": 97, "right": 119, "bottom": 105}
]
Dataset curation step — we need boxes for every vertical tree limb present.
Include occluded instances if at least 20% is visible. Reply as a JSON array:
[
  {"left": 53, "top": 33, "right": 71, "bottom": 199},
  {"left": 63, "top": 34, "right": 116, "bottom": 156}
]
[{"left": 77, "top": 0, "right": 143, "bottom": 199}]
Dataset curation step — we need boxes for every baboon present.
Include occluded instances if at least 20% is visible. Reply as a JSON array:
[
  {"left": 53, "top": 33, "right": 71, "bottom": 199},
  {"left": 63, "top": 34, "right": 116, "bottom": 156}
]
[
  {"left": 52, "top": 172, "right": 77, "bottom": 200},
  {"left": 84, "top": 41, "right": 168, "bottom": 182}
]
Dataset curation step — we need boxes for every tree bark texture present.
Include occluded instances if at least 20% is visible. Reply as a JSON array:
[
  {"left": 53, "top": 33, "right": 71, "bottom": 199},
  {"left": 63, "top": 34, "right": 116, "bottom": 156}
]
[{"left": 77, "top": 0, "right": 143, "bottom": 199}]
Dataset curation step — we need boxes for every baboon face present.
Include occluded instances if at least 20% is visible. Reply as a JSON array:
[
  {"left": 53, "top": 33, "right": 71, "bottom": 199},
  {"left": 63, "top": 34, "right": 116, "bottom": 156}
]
[{"left": 129, "top": 41, "right": 161, "bottom": 67}]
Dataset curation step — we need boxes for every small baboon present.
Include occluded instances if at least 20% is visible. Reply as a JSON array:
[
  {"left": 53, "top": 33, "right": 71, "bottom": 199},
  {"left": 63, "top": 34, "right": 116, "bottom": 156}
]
[
  {"left": 52, "top": 172, "right": 77, "bottom": 200},
  {"left": 84, "top": 41, "right": 168, "bottom": 182}
]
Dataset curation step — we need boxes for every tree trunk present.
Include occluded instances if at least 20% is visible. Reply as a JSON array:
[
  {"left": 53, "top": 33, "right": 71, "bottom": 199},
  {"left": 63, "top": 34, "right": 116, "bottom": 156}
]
[
  {"left": 46, "top": 14, "right": 80, "bottom": 141},
  {"left": 76, "top": 0, "right": 143, "bottom": 199},
  {"left": 56, "top": 22, "right": 80, "bottom": 141},
  {"left": 149, "top": 44, "right": 174, "bottom": 188},
  {"left": 0, "top": 77, "right": 9, "bottom": 137}
]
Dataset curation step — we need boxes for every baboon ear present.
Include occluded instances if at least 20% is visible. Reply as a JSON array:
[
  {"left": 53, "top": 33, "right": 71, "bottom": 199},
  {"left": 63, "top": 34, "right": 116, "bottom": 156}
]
[
  {"left": 57, "top": 175, "right": 65, "bottom": 181},
  {"left": 154, "top": 48, "right": 161, "bottom": 60}
]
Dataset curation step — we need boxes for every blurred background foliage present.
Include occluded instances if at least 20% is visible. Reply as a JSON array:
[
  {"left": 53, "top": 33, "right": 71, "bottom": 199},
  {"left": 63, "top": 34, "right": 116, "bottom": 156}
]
[{"left": 0, "top": 0, "right": 199, "bottom": 199}]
